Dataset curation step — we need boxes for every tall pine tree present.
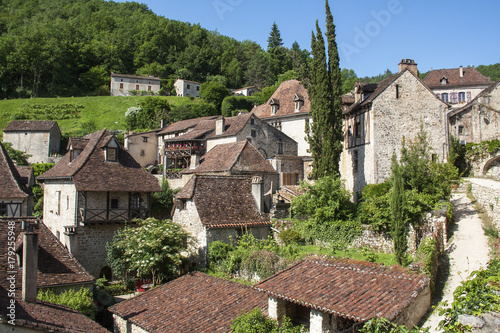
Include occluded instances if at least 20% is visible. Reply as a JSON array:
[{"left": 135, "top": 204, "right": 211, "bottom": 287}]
[
  {"left": 307, "top": 1, "right": 343, "bottom": 178},
  {"left": 267, "top": 22, "right": 283, "bottom": 51}
]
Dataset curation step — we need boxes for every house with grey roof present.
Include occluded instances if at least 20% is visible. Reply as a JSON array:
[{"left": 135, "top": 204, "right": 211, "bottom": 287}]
[
  {"left": 3, "top": 120, "right": 61, "bottom": 164},
  {"left": 109, "top": 271, "right": 268, "bottom": 333},
  {"left": 341, "top": 59, "right": 450, "bottom": 196},
  {"left": 110, "top": 72, "right": 161, "bottom": 96},
  {"left": 254, "top": 258, "right": 430, "bottom": 333},
  {"left": 37, "top": 129, "right": 161, "bottom": 278},
  {"left": 423, "top": 65, "right": 493, "bottom": 108},
  {"left": 173, "top": 175, "right": 271, "bottom": 266},
  {"left": 0, "top": 142, "right": 33, "bottom": 217}
]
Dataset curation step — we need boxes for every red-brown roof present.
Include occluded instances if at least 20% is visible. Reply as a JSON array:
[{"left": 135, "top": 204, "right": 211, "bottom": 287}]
[
  {"left": 111, "top": 72, "right": 160, "bottom": 81},
  {"left": 252, "top": 80, "right": 311, "bottom": 118},
  {"left": 254, "top": 258, "right": 430, "bottom": 322},
  {"left": 423, "top": 66, "right": 492, "bottom": 89},
  {"left": 37, "top": 129, "right": 161, "bottom": 192},
  {"left": 449, "top": 80, "right": 500, "bottom": 117},
  {"left": 156, "top": 116, "right": 218, "bottom": 136},
  {"left": 109, "top": 271, "right": 268, "bottom": 333},
  {"left": 16, "top": 166, "right": 34, "bottom": 188},
  {"left": 175, "top": 175, "right": 270, "bottom": 228},
  {"left": 0, "top": 297, "right": 109, "bottom": 333},
  {"left": 183, "top": 141, "right": 276, "bottom": 175},
  {"left": 0, "top": 142, "right": 32, "bottom": 199},
  {"left": 3, "top": 120, "right": 59, "bottom": 132},
  {"left": 0, "top": 218, "right": 95, "bottom": 290}
]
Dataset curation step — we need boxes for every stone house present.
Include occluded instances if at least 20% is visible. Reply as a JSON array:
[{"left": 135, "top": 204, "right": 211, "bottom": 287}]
[
  {"left": 172, "top": 175, "right": 271, "bottom": 265},
  {"left": 231, "top": 85, "right": 258, "bottom": 96},
  {"left": 254, "top": 258, "right": 430, "bottom": 333},
  {"left": 3, "top": 120, "right": 61, "bottom": 164},
  {"left": 174, "top": 78, "right": 202, "bottom": 97},
  {"left": 341, "top": 60, "right": 450, "bottom": 195},
  {"left": 182, "top": 141, "right": 279, "bottom": 211},
  {"left": 157, "top": 113, "right": 297, "bottom": 188},
  {"left": 124, "top": 128, "right": 163, "bottom": 168},
  {"left": 423, "top": 64, "right": 492, "bottom": 107},
  {"left": 37, "top": 129, "right": 161, "bottom": 278},
  {"left": 0, "top": 142, "right": 33, "bottom": 217},
  {"left": 109, "top": 271, "right": 268, "bottom": 333},
  {"left": 110, "top": 72, "right": 161, "bottom": 96},
  {"left": 448, "top": 80, "right": 500, "bottom": 145}
]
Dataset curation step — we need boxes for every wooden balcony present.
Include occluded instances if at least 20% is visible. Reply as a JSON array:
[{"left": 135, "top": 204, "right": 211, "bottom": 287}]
[{"left": 79, "top": 208, "right": 150, "bottom": 224}]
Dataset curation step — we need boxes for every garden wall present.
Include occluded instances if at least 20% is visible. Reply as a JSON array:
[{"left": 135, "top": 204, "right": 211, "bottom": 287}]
[{"left": 468, "top": 180, "right": 500, "bottom": 228}]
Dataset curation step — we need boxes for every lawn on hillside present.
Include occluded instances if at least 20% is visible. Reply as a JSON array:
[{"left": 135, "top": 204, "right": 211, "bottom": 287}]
[{"left": 0, "top": 96, "right": 197, "bottom": 138}]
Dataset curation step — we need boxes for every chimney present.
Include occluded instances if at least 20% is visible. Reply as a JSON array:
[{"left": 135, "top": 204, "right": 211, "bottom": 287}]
[
  {"left": 161, "top": 119, "right": 167, "bottom": 128},
  {"left": 190, "top": 154, "right": 200, "bottom": 169},
  {"left": 22, "top": 224, "right": 38, "bottom": 303},
  {"left": 459, "top": 66, "right": 464, "bottom": 78},
  {"left": 64, "top": 226, "right": 79, "bottom": 257},
  {"left": 354, "top": 83, "right": 361, "bottom": 103},
  {"left": 252, "top": 176, "right": 264, "bottom": 213},
  {"left": 216, "top": 117, "right": 225, "bottom": 135},
  {"left": 398, "top": 59, "right": 418, "bottom": 76}
]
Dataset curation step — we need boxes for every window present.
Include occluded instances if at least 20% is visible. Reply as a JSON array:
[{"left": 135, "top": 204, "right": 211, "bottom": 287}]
[
  {"left": 0, "top": 203, "right": 7, "bottom": 216},
  {"left": 278, "top": 139, "right": 284, "bottom": 155},
  {"left": 135, "top": 80, "right": 139, "bottom": 83},
  {"left": 131, "top": 195, "right": 141, "bottom": 209},
  {"left": 140, "top": 149, "right": 145, "bottom": 156},
  {"left": 107, "top": 148, "right": 117, "bottom": 162},
  {"left": 119, "top": 83, "right": 124, "bottom": 90},
  {"left": 251, "top": 130, "right": 256, "bottom": 138},
  {"left": 250, "top": 118, "right": 255, "bottom": 125},
  {"left": 110, "top": 198, "right": 119, "bottom": 209},
  {"left": 450, "top": 92, "right": 458, "bottom": 104},
  {"left": 431, "top": 154, "right": 437, "bottom": 162},
  {"left": 142, "top": 136, "right": 148, "bottom": 142},
  {"left": 187, "top": 84, "right": 190, "bottom": 90},
  {"left": 120, "top": 79, "right": 123, "bottom": 82},
  {"left": 458, "top": 125, "right": 465, "bottom": 135},
  {"left": 56, "top": 191, "right": 61, "bottom": 215},
  {"left": 271, "top": 105, "right": 278, "bottom": 115},
  {"left": 395, "top": 84, "right": 400, "bottom": 99},
  {"left": 353, "top": 150, "right": 358, "bottom": 172},
  {"left": 355, "top": 121, "right": 361, "bottom": 138},
  {"left": 458, "top": 92, "right": 466, "bottom": 103},
  {"left": 135, "top": 85, "right": 140, "bottom": 91},
  {"left": 441, "top": 93, "right": 449, "bottom": 102},
  {"left": 148, "top": 85, "right": 152, "bottom": 91},
  {"left": 196, "top": 86, "right": 200, "bottom": 91},
  {"left": 66, "top": 196, "right": 69, "bottom": 210}
]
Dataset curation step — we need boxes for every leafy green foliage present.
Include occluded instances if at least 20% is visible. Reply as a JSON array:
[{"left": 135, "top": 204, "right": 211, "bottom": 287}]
[
  {"left": 415, "top": 236, "right": 438, "bottom": 292},
  {"left": 438, "top": 259, "right": 500, "bottom": 332},
  {"left": 151, "top": 180, "right": 178, "bottom": 219},
  {"left": 476, "top": 63, "right": 500, "bottom": 81},
  {"left": 199, "top": 81, "right": 230, "bottom": 111},
  {"left": 360, "top": 317, "right": 428, "bottom": 332},
  {"left": 277, "top": 228, "right": 303, "bottom": 246},
  {"left": 32, "top": 163, "right": 55, "bottom": 177},
  {"left": 391, "top": 155, "right": 407, "bottom": 266},
  {"left": 231, "top": 308, "right": 304, "bottom": 333},
  {"left": 341, "top": 68, "right": 357, "bottom": 94},
  {"left": 37, "top": 288, "right": 97, "bottom": 319},
  {"left": 106, "top": 218, "right": 189, "bottom": 285},
  {"left": 1, "top": 141, "right": 30, "bottom": 165},
  {"left": 124, "top": 97, "right": 170, "bottom": 130},
  {"left": 221, "top": 96, "right": 256, "bottom": 117},
  {"left": 11, "top": 103, "right": 82, "bottom": 121}
]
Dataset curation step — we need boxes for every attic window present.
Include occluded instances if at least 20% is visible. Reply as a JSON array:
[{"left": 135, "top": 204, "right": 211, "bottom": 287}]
[
  {"left": 271, "top": 105, "right": 278, "bottom": 115},
  {"left": 278, "top": 139, "right": 284, "bottom": 155},
  {"left": 295, "top": 100, "right": 303, "bottom": 111},
  {"left": 440, "top": 77, "right": 448, "bottom": 85},
  {"left": 395, "top": 84, "right": 400, "bottom": 99},
  {"left": 106, "top": 147, "right": 117, "bottom": 162}
]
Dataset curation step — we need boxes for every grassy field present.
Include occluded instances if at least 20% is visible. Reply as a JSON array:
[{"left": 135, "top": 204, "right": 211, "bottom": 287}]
[{"left": 0, "top": 95, "right": 196, "bottom": 138}]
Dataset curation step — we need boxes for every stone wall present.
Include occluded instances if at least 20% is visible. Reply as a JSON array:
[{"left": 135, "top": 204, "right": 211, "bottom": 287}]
[
  {"left": 113, "top": 314, "right": 149, "bottom": 333},
  {"left": 469, "top": 180, "right": 500, "bottom": 228},
  {"left": 4, "top": 131, "right": 52, "bottom": 164},
  {"left": 394, "top": 283, "right": 431, "bottom": 328}
]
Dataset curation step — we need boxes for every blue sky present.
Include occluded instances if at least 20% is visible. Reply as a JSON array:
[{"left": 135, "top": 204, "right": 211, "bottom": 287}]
[{"left": 116, "top": 0, "right": 500, "bottom": 77}]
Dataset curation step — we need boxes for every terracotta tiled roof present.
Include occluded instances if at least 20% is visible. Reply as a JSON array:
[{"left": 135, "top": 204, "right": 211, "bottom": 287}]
[
  {"left": 423, "top": 67, "right": 492, "bottom": 89},
  {"left": 342, "top": 93, "right": 355, "bottom": 104},
  {"left": 0, "top": 142, "right": 32, "bottom": 199},
  {"left": 111, "top": 72, "right": 160, "bottom": 81},
  {"left": 109, "top": 271, "right": 267, "bottom": 333},
  {"left": 0, "top": 218, "right": 95, "bottom": 290},
  {"left": 207, "top": 113, "right": 253, "bottom": 138},
  {"left": 275, "top": 185, "right": 304, "bottom": 204},
  {"left": 0, "top": 296, "right": 109, "bottom": 332},
  {"left": 3, "top": 120, "right": 58, "bottom": 132},
  {"left": 254, "top": 258, "right": 430, "bottom": 322},
  {"left": 252, "top": 80, "right": 310, "bottom": 118},
  {"left": 175, "top": 175, "right": 270, "bottom": 228},
  {"left": 183, "top": 141, "right": 276, "bottom": 175},
  {"left": 156, "top": 116, "right": 218, "bottom": 135},
  {"left": 37, "top": 129, "right": 161, "bottom": 192}
]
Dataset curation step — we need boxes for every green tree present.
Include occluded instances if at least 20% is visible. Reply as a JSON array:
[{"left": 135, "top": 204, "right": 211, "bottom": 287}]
[
  {"left": 390, "top": 154, "right": 407, "bottom": 266},
  {"left": 37, "top": 288, "right": 97, "bottom": 319},
  {"left": 307, "top": 1, "right": 343, "bottom": 178},
  {"left": 341, "top": 68, "right": 357, "bottom": 94},
  {"left": 199, "top": 81, "right": 230, "bottom": 111},
  {"left": 245, "top": 51, "right": 274, "bottom": 89},
  {"left": 151, "top": 180, "right": 178, "bottom": 219},
  {"left": 231, "top": 308, "right": 303, "bottom": 333},
  {"left": 1, "top": 141, "right": 30, "bottom": 165},
  {"left": 221, "top": 95, "right": 256, "bottom": 117},
  {"left": 106, "top": 218, "right": 189, "bottom": 285},
  {"left": 267, "top": 22, "right": 284, "bottom": 51}
]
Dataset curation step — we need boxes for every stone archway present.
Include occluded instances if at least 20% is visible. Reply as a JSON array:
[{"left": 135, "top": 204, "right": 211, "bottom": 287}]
[
  {"left": 99, "top": 266, "right": 112, "bottom": 280},
  {"left": 482, "top": 155, "right": 500, "bottom": 179}
]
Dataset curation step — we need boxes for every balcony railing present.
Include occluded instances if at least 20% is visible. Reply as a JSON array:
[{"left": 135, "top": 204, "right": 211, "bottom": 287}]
[{"left": 79, "top": 208, "right": 150, "bottom": 224}]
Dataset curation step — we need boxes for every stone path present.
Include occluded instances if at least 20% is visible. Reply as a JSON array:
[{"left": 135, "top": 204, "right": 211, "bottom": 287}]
[{"left": 422, "top": 189, "right": 490, "bottom": 332}]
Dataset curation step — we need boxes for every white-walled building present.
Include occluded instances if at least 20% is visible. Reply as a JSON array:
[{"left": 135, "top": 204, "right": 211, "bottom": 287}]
[
  {"left": 174, "top": 79, "right": 202, "bottom": 97},
  {"left": 110, "top": 72, "right": 161, "bottom": 96}
]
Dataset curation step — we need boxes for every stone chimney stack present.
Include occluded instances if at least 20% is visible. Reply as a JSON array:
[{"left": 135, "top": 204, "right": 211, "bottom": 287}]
[
  {"left": 161, "top": 119, "right": 168, "bottom": 128},
  {"left": 354, "top": 83, "right": 362, "bottom": 103},
  {"left": 216, "top": 117, "right": 225, "bottom": 135},
  {"left": 251, "top": 176, "right": 264, "bottom": 214},
  {"left": 190, "top": 154, "right": 200, "bottom": 169},
  {"left": 459, "top": 66, "right": 464, "bottom": 78},
  {"left": 398, "top": 59, "right": 418, "bottom": 76},
  {"left": 22, "top": 224, "right": 38, "bottom": 303}
]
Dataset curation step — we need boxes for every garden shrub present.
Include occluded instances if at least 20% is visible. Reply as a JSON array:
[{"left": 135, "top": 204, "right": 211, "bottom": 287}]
[{"left": 37, "top": 288, "right": 97, "bottom": 318}]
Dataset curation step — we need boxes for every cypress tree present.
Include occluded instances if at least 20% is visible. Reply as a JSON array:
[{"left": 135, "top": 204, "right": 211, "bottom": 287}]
[
  {"left": 391, "top": 154, "right": 407, "bottom": 265},
  {"left": 307, "top": 1, "right": 343, "bottom": 178}
]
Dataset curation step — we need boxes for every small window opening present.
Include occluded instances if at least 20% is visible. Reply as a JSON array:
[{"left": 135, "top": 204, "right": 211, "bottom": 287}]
[
  {"left": 395, "top": 84, "right": 400, "bottom": 99},
  {"left": 458, "top": 125, "right": 465, "bottom": 135},
  {"left": 110, "top": 198, "right": 119, "bottom": 209}
]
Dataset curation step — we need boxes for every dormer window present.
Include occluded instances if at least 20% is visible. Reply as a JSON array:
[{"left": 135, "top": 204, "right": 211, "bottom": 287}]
[
  {"left": 270, "top": 98, "right": 280, "bottom": 115},
  {"left": 440, "top": 76, "right": 448, "bottom": 85},
  {"left": 271, "top": 105, "right": 278, "bottom": 115},
  {"left": 106, "top": 147, "right": 117, "bottom": 162},
  {"left": 293, "top": 94, "right": 304, "bottom": 112}
]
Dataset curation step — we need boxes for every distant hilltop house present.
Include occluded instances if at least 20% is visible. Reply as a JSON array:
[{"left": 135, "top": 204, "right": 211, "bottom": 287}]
[
  {"left": 341, "top": 59, "right": 449, "bottom": 195},
  {"left": 3, "top": 120, "right": 61, "bottom": 164},
  {"left": 423, "top": 65, "right": 493, "bottom": 107},
  {"left": 110, "top": 72, "right": 161, "bottom": 96},
  {"left": 174, "top": 79, "right": 201, "bottom": 97},
  {"left": 231, "top": 85, "right": 258, "bottom": 96},
  {"left": 37, "top": 129, "right": 161, "bottom": 277}
]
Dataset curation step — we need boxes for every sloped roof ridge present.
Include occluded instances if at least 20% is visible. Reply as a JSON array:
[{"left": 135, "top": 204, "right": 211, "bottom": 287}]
[
  {"left": 0, "top": 141, "right": 32, "bottom": 197},
  {"left": 450, "top": 79, "right": 500, "bottom": 116},
  {"left": 67, "top": 129, "right": 107, "bottom": 177}
]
